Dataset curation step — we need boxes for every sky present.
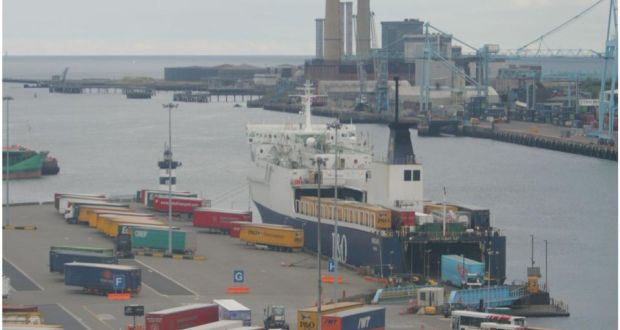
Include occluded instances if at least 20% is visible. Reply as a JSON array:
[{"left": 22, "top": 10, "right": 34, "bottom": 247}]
[{"left": 1, "top": 0, "right": 614, "bottom": 56}]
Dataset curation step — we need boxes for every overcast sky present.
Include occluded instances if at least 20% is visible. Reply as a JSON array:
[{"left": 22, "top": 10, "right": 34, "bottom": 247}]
[{"left": 2, "top": 0, "right": 613, "bottom": 55}]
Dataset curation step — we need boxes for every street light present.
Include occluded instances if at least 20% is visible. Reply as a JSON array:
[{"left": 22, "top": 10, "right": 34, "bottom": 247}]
[
  {"left": 3, "top": 96, "right": 13, "bottom": 226},
  {"left": 327, "top": 120, "right": 341, "bottom": 301},
  {"left": 315, "top": 156, "right": 325, "bottom": 330},
  {"left": 162, "top": 102, "right": 178, "bottom": 255}
]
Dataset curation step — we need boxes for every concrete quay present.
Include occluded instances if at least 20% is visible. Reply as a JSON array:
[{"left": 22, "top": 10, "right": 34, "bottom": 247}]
[{"left": 3, "top": 203, "right": 450, "bottom": 329}]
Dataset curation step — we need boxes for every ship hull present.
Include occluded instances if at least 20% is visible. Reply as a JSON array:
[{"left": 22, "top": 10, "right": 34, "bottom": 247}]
[{"left": 255, "top": 202, "right": 405, "bottom": 275}]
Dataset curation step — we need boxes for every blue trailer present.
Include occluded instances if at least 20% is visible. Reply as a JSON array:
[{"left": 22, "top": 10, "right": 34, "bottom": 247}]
[
  {"left": 321, "top": 306, "right": 386, "bottom": 330},
  {"left": 64, "top": 262, "right": 141, "bottom": 295},
  {"left": 441, "top": 255, "right": 485, "bottom": 288},
  {"left": 50, "top": 250, "right": 118, "bottom": 273}
]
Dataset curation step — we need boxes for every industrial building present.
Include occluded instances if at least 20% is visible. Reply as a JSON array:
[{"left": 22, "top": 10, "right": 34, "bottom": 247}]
[{"left": 381, "top": 19, "right": 424, "bottom": 53}]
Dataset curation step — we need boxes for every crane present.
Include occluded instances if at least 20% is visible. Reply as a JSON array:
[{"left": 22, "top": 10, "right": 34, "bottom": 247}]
[{"left": 596, "top": 0, "right": 617, "bottom": 143}]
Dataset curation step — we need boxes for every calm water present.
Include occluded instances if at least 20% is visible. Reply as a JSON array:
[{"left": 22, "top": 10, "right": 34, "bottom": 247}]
[{"left": 2, "top": 57, "right": 618, "bottom": 330}]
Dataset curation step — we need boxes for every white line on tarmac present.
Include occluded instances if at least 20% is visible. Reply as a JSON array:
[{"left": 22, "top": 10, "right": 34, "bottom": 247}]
[
  {"left": 3, "top": 257, "right": 45, "bottom": 291},
  {"left": 82, "top": 305, "right": 113, "bottom": 330},
  {"left": 133, "top": 258, "right": 199, "bottom": 297},
  {"left": 58, "top": 303, "right": 93, "bottom": 330}
]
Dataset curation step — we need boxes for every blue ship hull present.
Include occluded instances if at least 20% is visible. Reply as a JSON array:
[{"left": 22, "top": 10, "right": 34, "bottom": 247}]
[{"left": 255, "top": 202, "right": 405, "bottom": 275}]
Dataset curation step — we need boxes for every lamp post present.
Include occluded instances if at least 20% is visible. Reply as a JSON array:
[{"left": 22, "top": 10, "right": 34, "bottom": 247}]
[
  {"left": 162, "top": 102, "right": 178, "bottom": 255},
  {"left": 327, "top": 120, "right": 341, "bottom": 301},
  {"left": 3, "top": 96, "right": 13, "bottom": 226},
  {"left": 316, "top": 156, "right": 325, "bottom": 330}
]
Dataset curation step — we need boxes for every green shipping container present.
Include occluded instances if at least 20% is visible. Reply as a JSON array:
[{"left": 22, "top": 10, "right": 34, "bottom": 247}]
[
  {"left": 447, "top": 222, "right": 466, "bottom": 233},
  {"left": 130, "top": 227, "right": 197, "bottom": 254}
]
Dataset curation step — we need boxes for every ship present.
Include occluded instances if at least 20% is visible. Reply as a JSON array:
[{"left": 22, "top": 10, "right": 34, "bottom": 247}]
[
  {"left": 246, "top": 82, "right": 507, "bottom": 283},
  {"left": 3, "top": 145, "right": 59, "bottom": 179}
]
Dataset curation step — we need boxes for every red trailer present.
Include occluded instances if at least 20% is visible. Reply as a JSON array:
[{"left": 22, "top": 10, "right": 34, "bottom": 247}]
[
  {"left": 193, "top": 208, "right": 252, "bottom": 234},
  {"left": 391, "top": 210, "right": 415, "bottom": 227},
  {"left": 152, "top": 196, "right": 205, "bottom": 215},
  {"left": 228, "top": 221, "right": 248, "bottom": 238},
  {"left": 145, "top": 303, "right": 219, "bottom": 330}
]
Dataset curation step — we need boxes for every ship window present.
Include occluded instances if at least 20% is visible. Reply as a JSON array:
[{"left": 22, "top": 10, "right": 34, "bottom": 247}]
[
  {"left": 413, "top": 170, "right": 421, "bottom": 181},
  {"left": 404, "top": 170, "right": 412, "bottom": 181}
]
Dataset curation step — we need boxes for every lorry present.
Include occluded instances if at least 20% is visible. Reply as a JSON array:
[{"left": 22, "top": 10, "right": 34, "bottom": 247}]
[
  {"left": 64, "top": 201, "right": 129, "bottom": 224},
  {"left": 184, "top": 320, "right": 243, "bottom": 330},
  {"left": 297, "top": 302, "right": 363, "bottom": 330},
  {"left": 115, "top": 224, "right": 196, "bottom": 257},
  {"left": 49, "top": 250, "right": 118, "bottom": 273},
  {"left": 320, "top": 306, "right": 386, "bottom": 330},
  {"left": 263, "top": 305, "right": 288, "bottom": 330},
  {"left": 54, "top": 193, "right": 106, "bottom": 211},
  {"left": 193, "top": 208, "right": 252, "bottom": 234},
  {"left": 214, "top": 299, "right": 252, "bottom": 326},
  {"left": 63, "top": 262, "right": 141, "bottom": 295},
  {"left": 151, "top": 196, "right": 206, "bottom": 216},
  {"left": 441, "top": 254, "right": 485, "bottom": 288},
  {"left": 95, "top": 214, "right": 165, "bottom": 237},
  {"left": 238, "top": 223, "right": 303, "bottom": 252},
  {"left": 145, "top": 303, "right": 219, "bottom": 330},
  {"left": 50, "top": 245, "right": 114, "bottom": 256}
]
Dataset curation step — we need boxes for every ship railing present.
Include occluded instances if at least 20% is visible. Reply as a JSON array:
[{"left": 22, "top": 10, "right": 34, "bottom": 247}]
[{"left": 550, "top": 298, "right": 570, "bottom": 314}]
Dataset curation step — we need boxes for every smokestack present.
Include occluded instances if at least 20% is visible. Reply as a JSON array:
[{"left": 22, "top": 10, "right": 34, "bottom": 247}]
[
  {"left": 345, "top": 2, "right": 353, "bottom": 56},
  {"left": 316, "top": 18, "right": 324, "bottom": 58},
  {"left": 324, "top": 0, "right": 342, "bottom": 61},
  {"left": 356, "top": 0, "right": 371, "bottom": 59},
  {"left": 340, "top": 3, "right": 345, "bottom": 57}
]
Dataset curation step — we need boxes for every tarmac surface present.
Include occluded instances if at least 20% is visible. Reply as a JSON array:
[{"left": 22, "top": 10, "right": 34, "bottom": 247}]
[{"left": 2, "top": 203, "right": 451, "bottom": 329}]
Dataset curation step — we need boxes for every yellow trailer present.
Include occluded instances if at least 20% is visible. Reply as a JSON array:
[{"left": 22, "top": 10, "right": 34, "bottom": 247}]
[
  {"left": 297, "top": 302, "right": 363, "bottom": 330},
  {"left": 78, "top": 206, "right": 132, "bottom": 226},
  {"left": 298, "top": 196, "right": 392, "bottom": 230},
  {"left": 239, "top": 223, "right": 303, "bottom": 252},
  {"left": 96, "top": 214, "right": 164, "bottom": 237}
]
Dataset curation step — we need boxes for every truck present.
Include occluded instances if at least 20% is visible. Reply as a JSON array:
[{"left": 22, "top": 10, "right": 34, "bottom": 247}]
[
  {"left": 54, "top": 192, "right": 106, "bottom": 211},
  {"left": 140, "top": 190, "right": 198, "bottom": 208},
  {"left": 238, "top": 223, "right": 303, "bottom": 252},
  {"left": 263, "top": 305, "right": 288, "bottom": 330},
  {"left": 64, "top": 201, "right": 129, "bottom": 224},
  {"left": 441, "top": 255, "right": 485, "bottom": 288},
  {"left": 63, "top": 262, "right": 141, "bottom": 295},
  {"left": 85, "top": 210, "right": 151, "bottom": 228},
  {"left": 320, "top": 306, "right": 386, "bottom": 330},
  {"left": 145, "top": 303, "right": 219, "bottom": 330},
  {"left": 214, "top": 299, "right": 252, "bottom": 326},
  {"left": 193, "top": 208, "right": 252, "bottom": 234},
  {"left": 76, "top": 206, "right": 135, "bottom": 226},
  {"left": 49, "top": 250, "right": 118, "bottom": 273},
  {"left": 50, "top": 245, "right": 114, "bottom": 256},
  {"left": 152, "top": 196, "right": 206, "bottom": 216},
  {"left": 184, "top": 320, "right": 243, "bottom": 330},
  {"left": 116, "top": 224, "right": 196, "bottom": 256},
  {"left": 95, "top": 214, "right": 165, "bottom": 237},
  {"left": 297, "top": 302, "right": 363, "bottom": 330}
]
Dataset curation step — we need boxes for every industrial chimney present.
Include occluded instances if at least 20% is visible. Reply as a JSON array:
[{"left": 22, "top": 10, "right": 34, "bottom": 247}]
[
  {"left": 324, "top": 0, "right": 342, "bottom": 61},
  {"left": 356, "top": 0, "right": 371, "bottom": 59}
]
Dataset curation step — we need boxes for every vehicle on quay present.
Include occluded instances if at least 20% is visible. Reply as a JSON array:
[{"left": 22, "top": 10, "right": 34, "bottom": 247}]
[
  {"left": 193, "top": 208, "right": 252, "bottom": 234},
  {"left": 451, "top": 310, "right": 526, "bottom": 330},
  {"left": 63, "top": 262, "right": 141, "bottom": 295},
  {"left": 245, "top": 82, "right": 506, "bottom": 279},
  {"left": 238, "top": 223, "right": 303, "bottom": 252}
]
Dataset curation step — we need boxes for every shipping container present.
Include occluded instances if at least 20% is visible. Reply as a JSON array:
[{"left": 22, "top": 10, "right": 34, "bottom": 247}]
[
  {"left": 57, "top": 197, "right": 109, "bottom": 216},
  {"left": 50, "top": 245, "right": 114, "bottom": 256},
  {"left": 3, "top": 311, "right": 44, "bottom": 325},
  {"left": 85, "top": 209, "right": 150, "bottom": 228},
  {"left": 54, "top": 193, "right": 106, "bottom": 210},
  {"left": 451, "top": 204, "right": 490, "bottom": 230},
  {"left": 441, "top": 255, "right": 485, "bottom": 288},
  {"left": 297, "top": 302, "right": 363, "bottom": 330},
  {"left": 96, "top": 214, "right": 164, "bottom": 237},
  {"left": 213, "top": 299, "right": 252, "bottom": 326},
  {"left": 228, "top": 221, "right": 247, "bottom": 238},
  {"left": 239, "top": 223, "right": 304, "bottom": 251},
  {"left": 49, "top": 250, "right": 118, "bottom": 273},
  {"left": 298, "top": 197, "right": 392, "bottom": 230},
  {"left": 390, "top": 210, "right": 415, "bottom": 227},
  {"left": 137, "top": 189, "right": 193, "bottom": 204},
  {"left": 423, "top": 203, "right": 458, "bottom": 215},
  {"left": 119, "top": 224, "right": 196, "bottom": 254},
  {"left": 64, "top": 262, "right": 141, "bottom": 295},
  {"left": 321, "top": 306, "right": 386, "bottom": 330},
  {"left": 143, "top": 190, "right": 197, "bottom": 207},
  {"left": 3, "top": 305, "right": 39, "bottom": 313},
  {"left": 77, "top": 206, "right": 134, "bottom": 226},
  {"left": 193, "top": 208, "right": 252, "bottom": 234},
  {"left": 145, "top": 303, "right": 219, "bottom": 330},
  {"left": 152, "top": 196, "right": 205, "bottom": 215},
  {"left": 3, "top": 324, "right": 63, "bottom": 330},
  {"left": 184, "top": 320, "right": 243, "bottom": 330},
  {"left": 65, "top": 201, "right": 129, "bottom": 223}
]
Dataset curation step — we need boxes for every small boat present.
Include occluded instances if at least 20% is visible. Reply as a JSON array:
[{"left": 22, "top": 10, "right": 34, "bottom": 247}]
[{"left": 3, "top": 145, "right": 59, "bottom": 179}]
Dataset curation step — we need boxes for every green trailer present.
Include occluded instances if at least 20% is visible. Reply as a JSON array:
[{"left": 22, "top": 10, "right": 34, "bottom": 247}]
[
  {"left": 118, "top": 224, "right": 196, "bottom": 254},
  {"left": 50, "top": 245, "right": 114, "bottom": 256}
]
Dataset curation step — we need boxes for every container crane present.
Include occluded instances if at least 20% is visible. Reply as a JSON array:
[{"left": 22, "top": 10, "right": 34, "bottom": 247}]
[{"left": 596, "top": 0, "right": 617, "bottom": 143}]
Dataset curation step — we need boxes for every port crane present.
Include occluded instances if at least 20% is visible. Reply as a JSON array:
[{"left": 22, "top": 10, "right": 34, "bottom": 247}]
[{"left": 596, "top": 0, "right": 617, "bottom": 143}]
